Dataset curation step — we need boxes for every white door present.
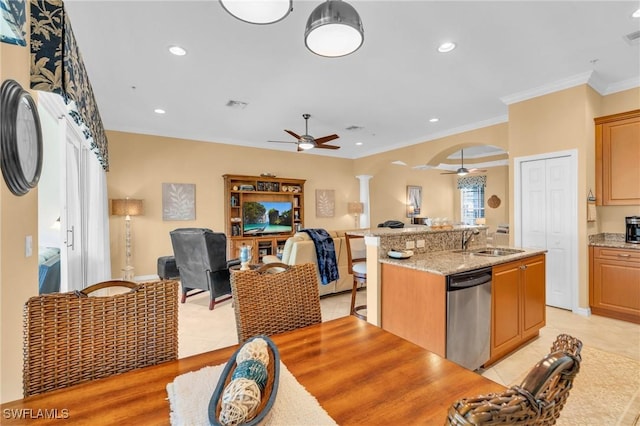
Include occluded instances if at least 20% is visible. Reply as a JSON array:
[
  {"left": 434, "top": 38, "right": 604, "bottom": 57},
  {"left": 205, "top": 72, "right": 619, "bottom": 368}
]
[
  {"left": 61, "top": 119, "right": 84, "bottom": 292},
  {"left": 520, "top": 155, "right": 574, "bottom": 310}
]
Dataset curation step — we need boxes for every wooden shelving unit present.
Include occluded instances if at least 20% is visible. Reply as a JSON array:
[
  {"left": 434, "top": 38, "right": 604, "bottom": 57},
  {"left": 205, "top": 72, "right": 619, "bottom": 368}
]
[{"left": 223, "top": 174, "right": 305, "bottom": 262}]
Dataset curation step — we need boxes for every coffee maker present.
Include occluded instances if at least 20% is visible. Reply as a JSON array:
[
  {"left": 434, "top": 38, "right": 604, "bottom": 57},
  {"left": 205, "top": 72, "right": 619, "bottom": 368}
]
[{"left": 626, "top": 216, "right": 640, "bottom": 244}]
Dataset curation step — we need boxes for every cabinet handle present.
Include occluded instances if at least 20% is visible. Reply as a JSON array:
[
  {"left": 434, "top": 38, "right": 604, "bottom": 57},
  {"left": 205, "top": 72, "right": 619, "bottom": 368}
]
[
  {"left": 617, "top": 254, "right": 631, "bottom": 258},
  {"left": 520, "top": 265, "right": 527, "bottom": 270}
]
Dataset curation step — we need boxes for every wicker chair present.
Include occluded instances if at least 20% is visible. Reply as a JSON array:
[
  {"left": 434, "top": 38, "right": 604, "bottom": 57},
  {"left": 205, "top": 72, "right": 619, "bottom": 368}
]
[
  {"left": 230, "top": 262, "right": 322, "bottom": 342},
  {"left": 23, "top": 280, "right": 179, "bottom": 397},
  {"left": 446, "top": 334, "right": 583, "bottom": 426}
]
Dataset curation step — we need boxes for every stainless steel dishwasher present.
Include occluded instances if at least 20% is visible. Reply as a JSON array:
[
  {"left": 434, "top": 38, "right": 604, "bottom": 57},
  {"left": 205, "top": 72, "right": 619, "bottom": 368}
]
[{"left": 446, "top": 266, "right": 492, "bottom": 371}]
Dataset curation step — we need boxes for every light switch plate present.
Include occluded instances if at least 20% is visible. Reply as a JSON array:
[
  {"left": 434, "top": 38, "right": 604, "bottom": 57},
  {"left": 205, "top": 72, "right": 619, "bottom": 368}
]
[
  {"left": 406, "top": 240, "right": 415, "bottom": 249},
  {"left": 25, "top": 235, "right": 33, "bottom": 257},
  {"left": 416, "top": 239, "right": 425, "bottom": 248}
]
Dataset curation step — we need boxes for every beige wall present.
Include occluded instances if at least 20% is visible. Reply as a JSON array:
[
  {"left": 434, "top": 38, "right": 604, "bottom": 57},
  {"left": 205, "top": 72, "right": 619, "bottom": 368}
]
[
  {"left": 0, "top": 3, "right": 41, "bottom": 402},
  {"left": 106, "top": 131, "right": 359, "bottom": 279},
  {"left": 353, "top": 123, "right": 510, "bottom": 228},
  {"left": 507, "top": 85, "right": 640, "bottom": 310}
]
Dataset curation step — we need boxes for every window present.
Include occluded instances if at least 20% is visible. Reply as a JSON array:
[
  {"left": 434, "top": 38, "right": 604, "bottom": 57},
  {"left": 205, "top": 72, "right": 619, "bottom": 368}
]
[{"left": 461, "top": 186, "right": 485, "bottom": 225}]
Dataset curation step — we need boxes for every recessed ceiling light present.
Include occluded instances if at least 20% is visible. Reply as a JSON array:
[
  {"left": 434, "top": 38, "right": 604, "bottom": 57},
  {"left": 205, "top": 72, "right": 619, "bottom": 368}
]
[
  {"left": 355, "top": 142, "right": 363, "bottom": 146},
  {"left": 429, "top": 117, "right": 439, "bottom": 123},
  {"left": 154, "top": 109, "right": 166, "bottom": 114},
  {"left": 633, "top": 8, "right": 640, "bottom": 18},
  {"left": 437, "top": 42, "right": 456, "bottom": 53},
  {"left": 168, "top": 45, "right": 187, "bottom": 56}
]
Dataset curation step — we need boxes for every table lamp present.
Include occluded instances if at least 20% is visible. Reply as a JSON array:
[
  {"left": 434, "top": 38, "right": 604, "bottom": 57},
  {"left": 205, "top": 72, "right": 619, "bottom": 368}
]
[
  {"left": 348, "top": 202, "right": 364, "bottom": 229},
  {"left": 111, "top": 198, "right": 144, "bottom": 281}
]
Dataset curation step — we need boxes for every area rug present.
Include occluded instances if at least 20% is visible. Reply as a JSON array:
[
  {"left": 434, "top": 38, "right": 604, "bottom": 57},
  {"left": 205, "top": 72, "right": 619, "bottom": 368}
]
[{"left": 510, "top": 346, "right": 640, "bottom": 426}]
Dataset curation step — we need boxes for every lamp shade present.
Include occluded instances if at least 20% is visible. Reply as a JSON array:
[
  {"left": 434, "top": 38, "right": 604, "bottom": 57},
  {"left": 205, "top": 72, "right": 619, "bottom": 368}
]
[
  {"left": 111, "top": 199, "right": 144, "bottom": 217},
  {"left": 348, "top": 201, "right": 364, "bottom": 215},
  {"left": 305, "top": 0, "right": 364, "bottom": 57},
  {"left": 219, "top": 0, "right": 292, "bottom": 24}
]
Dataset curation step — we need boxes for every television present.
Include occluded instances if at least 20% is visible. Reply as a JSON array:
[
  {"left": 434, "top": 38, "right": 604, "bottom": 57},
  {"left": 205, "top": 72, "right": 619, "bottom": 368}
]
[{"left": 242, "top": 201, "right": 293, "bottom": 235}]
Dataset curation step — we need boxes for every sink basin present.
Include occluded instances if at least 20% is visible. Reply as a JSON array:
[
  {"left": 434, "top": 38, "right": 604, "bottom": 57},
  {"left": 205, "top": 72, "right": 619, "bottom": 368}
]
[
  {"left": 472, "top": 248, "right": 525, "bottom": 256},
  {"left": 452, "top": 247, "right": 525, "bottom": 257}
]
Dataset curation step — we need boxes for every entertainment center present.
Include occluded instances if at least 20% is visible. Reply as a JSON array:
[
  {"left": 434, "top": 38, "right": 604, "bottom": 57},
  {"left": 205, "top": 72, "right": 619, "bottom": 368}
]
[{"left": 223, "top": 174, "right": 306, "bottom": 262}]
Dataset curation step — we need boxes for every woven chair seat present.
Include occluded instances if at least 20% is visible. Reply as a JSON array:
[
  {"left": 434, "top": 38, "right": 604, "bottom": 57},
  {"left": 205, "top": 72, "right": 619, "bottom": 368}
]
[
  {"left": 230, "top": 262, "right": 322, "bottom": 343},
  {"left": 23, "top": 280, "right": 179, "bottom": 397},
  {"left": 446, "top": 334, "right": 582, "bottom": 426}
]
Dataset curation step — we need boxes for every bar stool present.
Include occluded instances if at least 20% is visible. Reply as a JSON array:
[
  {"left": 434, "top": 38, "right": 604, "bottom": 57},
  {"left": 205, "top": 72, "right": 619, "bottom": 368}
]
[{"left": 345, "top": 233, "right": 367, "bottom": 320}]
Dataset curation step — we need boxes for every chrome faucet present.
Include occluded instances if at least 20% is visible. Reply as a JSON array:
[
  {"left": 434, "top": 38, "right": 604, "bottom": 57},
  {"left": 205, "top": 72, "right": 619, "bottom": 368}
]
[{"left": 462, "top": 228, "right": 480, "bottom": 251}]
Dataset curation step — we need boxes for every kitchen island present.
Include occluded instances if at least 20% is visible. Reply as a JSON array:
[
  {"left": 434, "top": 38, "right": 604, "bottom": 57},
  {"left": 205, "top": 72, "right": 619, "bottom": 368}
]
[{"left": 361, "top": 226, "right": 547, "bottom": 367}]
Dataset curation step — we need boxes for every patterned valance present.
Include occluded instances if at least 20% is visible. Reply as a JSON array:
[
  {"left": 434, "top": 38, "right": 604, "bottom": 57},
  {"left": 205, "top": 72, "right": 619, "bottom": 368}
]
[
  {"left": 457, "top": 175, "right": 486, "bottom": 189},
  {"left": 30, "top": 0, "right": 109, "bottom": 170}
]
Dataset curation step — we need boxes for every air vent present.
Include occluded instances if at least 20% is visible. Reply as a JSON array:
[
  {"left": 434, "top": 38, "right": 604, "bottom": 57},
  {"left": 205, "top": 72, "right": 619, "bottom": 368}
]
[
  {"left": 226, "top": 100, "right": 248, "bottom": 109},
  {"left": 624, "top": 30, "right": 640, "bottom": 45}
]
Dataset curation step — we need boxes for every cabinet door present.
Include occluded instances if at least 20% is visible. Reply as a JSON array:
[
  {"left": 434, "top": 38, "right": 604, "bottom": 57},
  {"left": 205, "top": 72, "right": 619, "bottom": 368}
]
[
  {"left": 596, "top": 111, "right": 640, "bottom": 205},
  {"left": 521, "top": 255, "right": 546, "bottom": 338},
  {"left": 592, "top": 257, "right": 640, "bottom": 322},
  {"left": 491, "top": 262, "right": 521, "bottom": 359}
]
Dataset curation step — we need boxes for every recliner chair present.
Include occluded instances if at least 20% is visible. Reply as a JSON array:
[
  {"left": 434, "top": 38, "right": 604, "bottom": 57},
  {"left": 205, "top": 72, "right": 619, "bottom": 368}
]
[{"left": 169, "top": 228, "right": 240, "bottom": 310}]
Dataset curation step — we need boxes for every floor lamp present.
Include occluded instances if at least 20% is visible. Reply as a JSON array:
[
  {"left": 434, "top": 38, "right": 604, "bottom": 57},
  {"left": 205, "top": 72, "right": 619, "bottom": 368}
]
[
  {"left": 348, "top": 202, "right": 364, "bottom": 229},
  {"left": 111, "top": 198, "right": 144, "bottom": 281}
]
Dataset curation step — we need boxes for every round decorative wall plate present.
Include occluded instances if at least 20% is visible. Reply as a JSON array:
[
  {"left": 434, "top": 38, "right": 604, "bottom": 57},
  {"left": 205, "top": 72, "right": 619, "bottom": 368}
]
[
  {"left": 0, "top": 79, "right": 43, "bottom": 196},
  {"left": 488, "top": 195, "right": 501, "bottom": 209}
]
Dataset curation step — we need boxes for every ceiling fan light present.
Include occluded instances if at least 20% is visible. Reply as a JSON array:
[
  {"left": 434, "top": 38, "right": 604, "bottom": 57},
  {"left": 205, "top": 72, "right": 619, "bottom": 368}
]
[
  {"left": 305, "top": 0, "right": 364, "bottom": 57},
  {"left": 219, "top": 0, "right": 292, "bottom": 25},
  {"left": 457, "top": 168, "right": 469, "bottom": 176},
  {"left": 298, "top": 141, "right": 314, "bottom": 150}
]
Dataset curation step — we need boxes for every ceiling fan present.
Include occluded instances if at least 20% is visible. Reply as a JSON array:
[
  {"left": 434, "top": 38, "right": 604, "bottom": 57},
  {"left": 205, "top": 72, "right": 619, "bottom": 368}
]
[
  {"left": 440, "top": 149, "right": 487, "bottom": 176},
  {"left": 268, "top": 114, "right": 340, "bottom": 151}
]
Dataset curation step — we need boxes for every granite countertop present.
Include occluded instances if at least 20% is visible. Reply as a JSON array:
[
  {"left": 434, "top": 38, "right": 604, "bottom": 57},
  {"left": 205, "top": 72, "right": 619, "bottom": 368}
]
[
  {"left": 589, "top": 233, "right": 639, "bottom": 250},
  {"left": 379, "top": 247, "right": 547, "bottom": 276}
]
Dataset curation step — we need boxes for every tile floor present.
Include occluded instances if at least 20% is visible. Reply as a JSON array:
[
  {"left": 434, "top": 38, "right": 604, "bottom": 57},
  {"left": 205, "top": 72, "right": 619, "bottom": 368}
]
[{"left": 178, "top": 288, "right": 640, "bottom": 388}]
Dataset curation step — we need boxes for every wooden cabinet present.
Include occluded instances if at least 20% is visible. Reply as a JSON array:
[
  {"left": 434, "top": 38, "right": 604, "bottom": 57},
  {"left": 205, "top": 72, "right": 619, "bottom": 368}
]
[
  {"left": 595, "top": 109, "right": 640, "bottom": 206},
  {"left": 589, "top": 246, "right": 640, "bottom": 324},
  {"left": 223, "top": 174, "right": 305, "bottom": 262},
  {"left": 489, "top": 254, "right": 546, "bottom": 365}
]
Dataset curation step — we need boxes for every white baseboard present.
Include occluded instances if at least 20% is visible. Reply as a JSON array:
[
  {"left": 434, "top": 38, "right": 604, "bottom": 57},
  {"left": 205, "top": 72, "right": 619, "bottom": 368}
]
[{"left": 572, "top": 306, "right": 591, "bottom": 317}]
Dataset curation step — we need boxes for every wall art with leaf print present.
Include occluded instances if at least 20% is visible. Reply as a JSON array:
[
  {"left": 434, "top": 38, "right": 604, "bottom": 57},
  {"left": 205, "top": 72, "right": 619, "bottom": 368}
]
[
  {"left": 315, "top": 189, "right": 335, "bottom": 218},
  {"left": 163, "top": 183, "right": 195, "bottom": 221}
]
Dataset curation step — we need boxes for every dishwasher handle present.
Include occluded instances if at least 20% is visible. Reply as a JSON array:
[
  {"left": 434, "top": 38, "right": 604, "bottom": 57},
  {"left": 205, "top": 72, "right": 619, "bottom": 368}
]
[{"left": 447, "top": 268, "right": 492, "bottom": 291}]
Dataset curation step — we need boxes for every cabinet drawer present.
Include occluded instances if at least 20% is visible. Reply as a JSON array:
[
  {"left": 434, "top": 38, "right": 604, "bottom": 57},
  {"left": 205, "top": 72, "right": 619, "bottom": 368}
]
[{"left": 593, "top": 247, "right": 640, "bottom": 262}]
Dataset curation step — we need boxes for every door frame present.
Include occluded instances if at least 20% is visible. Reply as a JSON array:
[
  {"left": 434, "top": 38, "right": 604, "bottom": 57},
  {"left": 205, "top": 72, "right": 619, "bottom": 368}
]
[{"left": 514, "top": 149, "right": 581, "bottom": 314}]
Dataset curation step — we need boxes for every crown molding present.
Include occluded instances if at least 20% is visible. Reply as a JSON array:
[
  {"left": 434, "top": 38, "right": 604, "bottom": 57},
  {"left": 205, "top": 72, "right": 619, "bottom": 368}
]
[
  {"left": 500, "top": 71, "right": 593, "bottom": 105},
  {"left": 597, "top": 76, "right": 640, "bottom": 95}
]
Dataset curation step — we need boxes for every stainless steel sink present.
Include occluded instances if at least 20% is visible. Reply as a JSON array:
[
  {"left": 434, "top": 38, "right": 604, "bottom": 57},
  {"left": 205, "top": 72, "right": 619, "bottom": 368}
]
[{"left": 452, "top": 247, "right": 525, "bottom": 257}]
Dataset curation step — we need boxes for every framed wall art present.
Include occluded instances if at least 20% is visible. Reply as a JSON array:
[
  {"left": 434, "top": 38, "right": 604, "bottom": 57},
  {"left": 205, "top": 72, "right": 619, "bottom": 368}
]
[
  {"left": 315, "top": 189, "right": 335, "bottom": 218},
  {"left": 406, "top": 185, "right": 422, "bottom": 217},
  {"left": 162, "top": 183, "right": 195, "bottom": 221}
]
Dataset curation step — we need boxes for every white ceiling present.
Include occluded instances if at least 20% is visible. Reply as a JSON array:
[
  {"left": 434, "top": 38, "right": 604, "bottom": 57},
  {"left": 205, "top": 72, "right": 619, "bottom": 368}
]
[{"left": 63, "top": 1, "right": 640, "bottom": 161}]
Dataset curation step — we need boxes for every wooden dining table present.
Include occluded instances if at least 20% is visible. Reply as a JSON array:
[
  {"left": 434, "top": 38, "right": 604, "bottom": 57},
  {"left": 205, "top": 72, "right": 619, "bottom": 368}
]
[{"left": 1, "top": 316, "right": 505, "bottom": 425}]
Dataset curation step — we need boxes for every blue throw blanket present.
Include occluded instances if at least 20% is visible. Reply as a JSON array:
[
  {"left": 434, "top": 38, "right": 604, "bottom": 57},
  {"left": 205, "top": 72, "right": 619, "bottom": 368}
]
[{"left": 301, "top": 229, "right": 339, "bottom": 285}]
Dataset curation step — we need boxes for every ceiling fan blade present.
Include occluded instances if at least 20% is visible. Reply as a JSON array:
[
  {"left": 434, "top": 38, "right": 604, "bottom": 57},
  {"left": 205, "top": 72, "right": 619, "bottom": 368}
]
[
  {"left": 314, "top": 134, "right": 339, "bottom": 144},
  {"left": 439, "top": 171, "right": 458, "bottom": 175},
  {"left": 285, "top": 129, "right": 301, "bottom": 140},
  {"left": 468, "top": 168, "right": 488, "bottom": 173},
  {"left": 297, "top": 145, "right": 303, "bottom": 152},
  {"left": 314, "top": 144, "right": 340, "bottom": 150}
]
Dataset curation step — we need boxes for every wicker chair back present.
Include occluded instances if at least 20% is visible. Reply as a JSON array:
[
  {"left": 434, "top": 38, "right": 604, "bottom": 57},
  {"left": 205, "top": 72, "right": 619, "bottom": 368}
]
[
  {"left": 230, "top": 262, "right": 322, "bottom": 342},
  {"left": 23, "top": 280, "right": 179, "bottom": 397},
  {"left": 445, "top": 334, "right": 582, "bottom": 425}
]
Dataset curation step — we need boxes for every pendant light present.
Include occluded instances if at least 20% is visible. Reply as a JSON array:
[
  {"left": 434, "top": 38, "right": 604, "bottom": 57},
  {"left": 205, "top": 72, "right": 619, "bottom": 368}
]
[
  {"left": 219, "top": 0, "right": 292, "bottom": 25},
  {"left": 305, "top": 0, "right": 364, "bottom": 57}
]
